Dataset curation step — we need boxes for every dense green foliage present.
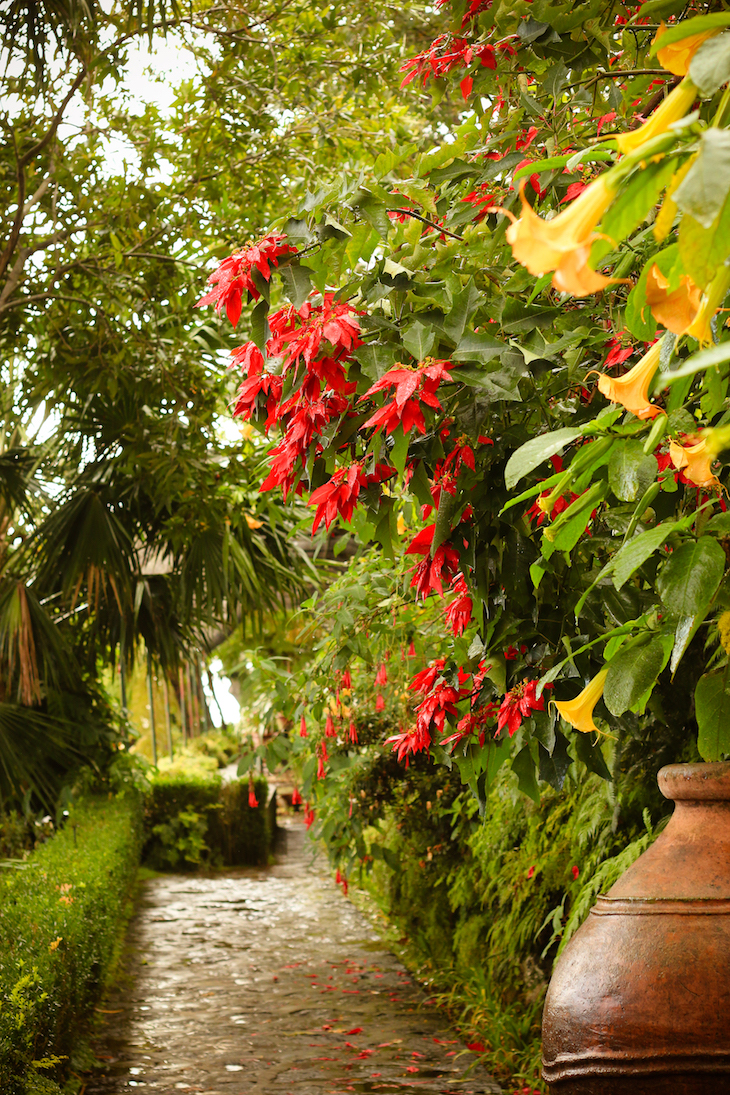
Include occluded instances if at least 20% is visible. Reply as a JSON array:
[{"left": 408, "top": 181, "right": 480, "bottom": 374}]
[
  {"left": 143, "top": 772, "right": 271, "bottom": 868},
  {"left": 0, "top": 796, "right": 143, "bottom": 1095}
]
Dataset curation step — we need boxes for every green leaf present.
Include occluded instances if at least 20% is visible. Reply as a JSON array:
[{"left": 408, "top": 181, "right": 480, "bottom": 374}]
[
  {"left": 604, "top": 634, "right": 669, "bottom": 716},
  {"left": 354, "top": 343, "right": 400, "bottom": 381},
  {"left": 695, "top": 669, "right": 730, "bottom": 761},
  {"left": 663, "top": 340, "right": 730, "bottom": 385},
  {"left": 456, "top": 365, "right": 523, "bottom": 402},
  {"left": 656, "top": 537, "right": 725, "bottom": 617},
  {"left": 538, "top": 730, "right": 571, "bottom": 791},
  {"left": 573, "top": 733, "right": 612, "bottom": 781},
  {"left": 390, "top": 425, "right": 410, "bottom": 477},
  {"left": 279, "top": 263, "right": 313, "bottom": 309},
  {"left": 250, "top": 299, "right": 270, "bottom": 354},
  {"left": 689, "top": 31, "right": 730, "bottom": 98},
  {"left": 679, "top": 191, "right": 730, "bottom": 289},
  {"left": 608, "top": 440, "right": 657, "bottom": 502},
  {"left": 595, "top": 156, "right": 678, "bottom": 261},
  {"left": 673, "top": 128, "right": 730, "bottom": 230},
  {"left": 706, "top": 511, "right": 730, "bottom": 535},
  {"left": 511, "top": 744, "right": 540, "bottom": 803},
  {"left": 505, "top": 427, "right": 583, "bottom": 490},
  {"left": 452, "top": 331, "right": 505, "bottom": 363},
  {"left": 441, "top": 282, "right": 483, "bottom": 345},
  {"left": 402, "top": 320, "right": 436, "bottom": 361}
]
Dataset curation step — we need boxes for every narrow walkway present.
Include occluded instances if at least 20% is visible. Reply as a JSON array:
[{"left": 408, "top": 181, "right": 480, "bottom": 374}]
[{"left": 86, "top": 822, "right": 501, "bottom": 1094}]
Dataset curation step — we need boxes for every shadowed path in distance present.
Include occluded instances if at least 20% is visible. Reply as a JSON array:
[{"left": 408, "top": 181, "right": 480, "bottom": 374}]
[{"left": 85, "top": 821, "right": 501, "bottom": 1094}]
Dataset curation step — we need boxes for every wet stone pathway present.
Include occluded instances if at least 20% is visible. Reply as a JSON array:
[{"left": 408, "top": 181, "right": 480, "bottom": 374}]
[{"left": 86, "top": 821, "right": 501, "bottom": 1095}]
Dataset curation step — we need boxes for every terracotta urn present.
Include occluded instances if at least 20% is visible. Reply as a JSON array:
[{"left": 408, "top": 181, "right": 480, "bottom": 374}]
[{"left": 542, "top": 762, "right": 730, "bottom": 1094}]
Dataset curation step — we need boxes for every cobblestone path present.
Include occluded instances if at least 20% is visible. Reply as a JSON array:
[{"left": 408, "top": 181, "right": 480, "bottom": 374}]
[{"left": 86, "top": 822, "right": 501, "bottom": 1095}]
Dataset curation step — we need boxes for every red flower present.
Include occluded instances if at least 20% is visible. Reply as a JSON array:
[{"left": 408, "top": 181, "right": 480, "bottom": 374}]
[
  {"left": 309, "top": 463, "right": 365, "bottom": 533},
  {"left": 341, "top": 668, "right": 352, "bottom": 689},
  {"left": 248, "top": 779, "right": 259, "bottom": 808},
  {"left": 324, "top": 714, "right": 336, "bottom": 738},
  {"left": 375, "top": 693, "right": 385, "bottom": 712},
  {"left": 385, "top": 723, "right": 432, "bottom": 763},
  {"left": 572, "top": 864, "right": 580, "bottom": 881},
  {"left": 195, "top": 234, "right": 296, "bottom": 327},
  {"left": 410, "top": 658, "right": 447, "bottom": 696},
  {"left": 375, "top": 664, "right": 388, "bottom": 686},
  {"left": 406, "top": 526, "right": 460, "bottom": 599},
  {"left": 527, "top": 865, "right": 536, "bottom": 879},
  {"left": 497, "top": 679, "right": 547, "bottom": 737},
  {"left": 441, "top": 703, "right": 498, "bottom": 749},
  {"left": 444, "top": 573, "right": 473, "bottom": 636},
  {"left": 291, "top": 787, "right": 302, "bottom": 806},
  {"left": 317, "top": 741, "right": 328, "bottom": 779},
  {"left": 348, "top": 720, "right": 358, "bottom": 744},
  {"left": 415, "top": 682, "right": 461, "bottom": 737},
  {"left": 300, "top": 714, "right": 307, "bottom": 738},
  {"left": 360, "top": 360, "right": 454, "bottom": 437},
  {"left": 304, "top": 801, "right": 316, "bottom": 829}
]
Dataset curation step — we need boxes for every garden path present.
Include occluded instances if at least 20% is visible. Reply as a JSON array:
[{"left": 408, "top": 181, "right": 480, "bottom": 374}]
[{"left": 85, "top": 820, "right": 501, "bottom": 1095}]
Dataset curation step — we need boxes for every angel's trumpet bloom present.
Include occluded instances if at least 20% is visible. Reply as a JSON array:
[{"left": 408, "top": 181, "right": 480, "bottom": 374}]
[
  {"left": 645, "top": 264, "right": 703, "bottom": 335},
  {"left": 686, "top": 266, "right": 730, "bottom": 347},
  {"left": 503, "top": 175, "right": 618, "bottom": 277},
  {"left": 669, "top": 437, "right": 721, "bottom": 490},
  {"left": 654, "top": 23, "right": 718, "bottom": 76},
  {"left": 595, "top": 340, "right": 663, "bottom": 420},
  {"left": 553, "top": 668, "right": 609, "bottom": 734},
  {"left": 552, "top": 241, "right": 630, "bottom": 297},
  {"left": 615, "top": 77, "right": 697, "bottom": 155}
]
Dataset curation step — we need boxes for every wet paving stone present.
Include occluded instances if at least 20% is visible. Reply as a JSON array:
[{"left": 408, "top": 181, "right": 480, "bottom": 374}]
[{"left": 86, "top": 821, "right": 501, "bottom": 1095}]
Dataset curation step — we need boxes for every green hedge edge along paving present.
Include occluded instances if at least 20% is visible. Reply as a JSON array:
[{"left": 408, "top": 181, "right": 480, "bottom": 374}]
[{"left": 0, "top": 796, "right": 144, "bottom": 1095}]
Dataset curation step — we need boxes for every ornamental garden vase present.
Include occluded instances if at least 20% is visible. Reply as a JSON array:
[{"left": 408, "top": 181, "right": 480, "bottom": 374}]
[{"left": 542, "top": 762, "right": 730, "bottom": 1094}]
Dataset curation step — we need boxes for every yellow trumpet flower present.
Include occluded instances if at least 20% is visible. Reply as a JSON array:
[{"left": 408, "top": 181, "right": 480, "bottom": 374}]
[
  {"left": 654, "top": 23, "right": 718, "bottom": 76},
  {"left": 553, "top": 668, "right": 609, "bottom": 734},
  {"left": 645, "top": 264, "right": 703, "bottom": 335},
  {"left": 595, "top": 340, "right": 663, "bottom": 420},
  {"left": 551, "top": 241, "right": 630, "bottom": 298},
  {"left": 503, "top": 175, "right": 618, "bottom": 278},
  {"left": 615, "top": 77, "right": 698, "bottom": 156},
  {"left": 669, "top": 437, "right": 721, "bottom": 490}
]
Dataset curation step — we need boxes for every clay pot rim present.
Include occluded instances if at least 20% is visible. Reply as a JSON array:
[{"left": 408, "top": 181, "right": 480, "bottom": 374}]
[{"left": 659, "top": 762, "right": 730, "bottom": 801}]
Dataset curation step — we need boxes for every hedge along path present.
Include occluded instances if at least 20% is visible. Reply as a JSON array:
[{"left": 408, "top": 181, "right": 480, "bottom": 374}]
[{"left": 86, "top": 820, "right": 501, "bottom": 1094}]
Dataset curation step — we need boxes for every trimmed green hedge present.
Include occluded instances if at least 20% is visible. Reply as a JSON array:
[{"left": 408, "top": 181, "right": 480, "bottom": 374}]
[
  {"left": 143, "top": 773, "right": 271, "bottom": 869},
  {"left": 0, "top": 795, "right": 144, "bottom": 1095}
]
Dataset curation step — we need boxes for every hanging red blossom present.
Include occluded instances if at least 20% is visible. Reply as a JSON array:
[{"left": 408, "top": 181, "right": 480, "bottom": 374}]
[
  {"left": 308, "top": 462, "right": 395, "bottom": 532},
  {"left": 248, "top": 779, "right": 259, "bottom": 808},
  {"left": 195, "top": 234, "right": 297, "bottom": 327},
  {"left": 348, "top": 720, "right": 358, "bottom": 744},
  {"left": 324, "top": 714, "right": 337, "bottom": 737},
  {"left": 375, "top": 693, "right": 385, "bottom": 712},
  {"left": 300, "top": 714, "right": 308, "bottom": 738},
  {"left": 375, "top": 664, "right": 388, "bottom": 686},
  {"left": 341, "top": 668, "right": 352, "bottom": 690},
  {"left": 360, "top": 360, "right": 454, "bottom": 437},
  {"left": 291, "top": 787, "right": 302, "bottom": 806},
  {"left": 406, "top": 526, "right": 460, "bottom": 599},
  {"left": 444, "top": 573, "right": 473, "bottom": 636},
  {"left": 304, "top": 802, "right": 316, "bottom": 829},
  {"left": 497, "top": 680, "right": 551, "bottom": 737}
]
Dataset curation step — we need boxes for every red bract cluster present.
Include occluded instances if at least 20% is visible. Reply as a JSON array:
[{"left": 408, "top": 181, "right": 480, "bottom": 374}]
[
  {"left": 429, "top": 439, "right": 475, "bottom": 510},
  {"left": 399, "top": 34, "right": 498, "bottom": 89},
  {"left": 195, "top": 235, "right": 297, "bottom": 327},
  {"left": 497, "top": 679, "right": 550, "bottom": 737},
  {"left": 445, "top": 573, "right": 473, "bottom": 636},
  {"left": 361, "top": 359, "right": 454, "bottom": 436},
  {"left": 406, "top": 525, "right": 460, "bottom": 599},
  {"left": 436, "top": 0, "right": 493, "bottom": 24},
  {"left": 308, "top": 462, "right": 395, "bottom": 533},
  {"left": 227, "top": 293, "right": 363, "bottom": 499}
]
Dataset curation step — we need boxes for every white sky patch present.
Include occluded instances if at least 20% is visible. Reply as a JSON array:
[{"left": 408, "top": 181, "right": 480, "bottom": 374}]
[{"left": 205, "top": 658, "right": 241, "bottom": 727}]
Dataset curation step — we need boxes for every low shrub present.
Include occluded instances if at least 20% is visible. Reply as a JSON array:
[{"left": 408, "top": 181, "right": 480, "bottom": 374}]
[
  {"left": 0, "top": 795, "right": 144, "bottom": 1095},
  {"left": 143, "top": 771, "right": 271, "bottom": 869}
]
